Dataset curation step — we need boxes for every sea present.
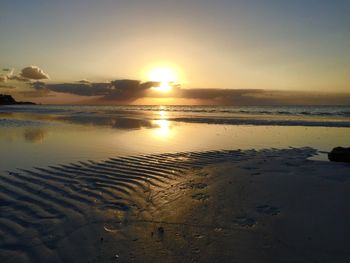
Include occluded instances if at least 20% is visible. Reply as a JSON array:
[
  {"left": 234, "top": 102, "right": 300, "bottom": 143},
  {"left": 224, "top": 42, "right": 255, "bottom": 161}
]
[{"left": 1, "top": 105, "right": 349, "bottom": 171}]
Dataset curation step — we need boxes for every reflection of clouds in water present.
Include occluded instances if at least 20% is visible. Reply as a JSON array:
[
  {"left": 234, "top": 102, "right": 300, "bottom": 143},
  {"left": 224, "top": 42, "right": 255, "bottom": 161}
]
[
  {"left": 0, "top": 118, "right": 47, "bottom": 128},
  {"left": 59, "top": 115, "right": 157, "bottom": 130},
  {"left": 24, "top": 128, "right": 47, "bottom": 143}
]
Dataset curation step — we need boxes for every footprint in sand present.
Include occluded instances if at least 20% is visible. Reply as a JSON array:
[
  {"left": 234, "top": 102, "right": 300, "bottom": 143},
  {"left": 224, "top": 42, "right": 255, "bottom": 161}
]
[
  {"left": 256, "top": 205, "right": 280, "bottom": 215},
  {"left": 233, "top": 216, "right": 256, "bottom": 227},
  {"left": 192, "top": 193, "right": 210, "bottom": 201}
]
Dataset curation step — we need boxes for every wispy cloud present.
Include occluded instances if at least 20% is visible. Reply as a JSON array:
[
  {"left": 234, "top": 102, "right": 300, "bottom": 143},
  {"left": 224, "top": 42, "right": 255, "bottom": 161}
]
[{"left": 0, "top": 68, "right": 14, "bottom": 83}]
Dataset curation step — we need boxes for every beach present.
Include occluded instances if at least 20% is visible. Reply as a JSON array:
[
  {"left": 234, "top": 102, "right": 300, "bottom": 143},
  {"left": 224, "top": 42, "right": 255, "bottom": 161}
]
[
  {"left": 2, "top": 1, "right": 350, "bottom": 261},
  {"left": 1, "top": 105, "right": 350, "bottom": 262}
]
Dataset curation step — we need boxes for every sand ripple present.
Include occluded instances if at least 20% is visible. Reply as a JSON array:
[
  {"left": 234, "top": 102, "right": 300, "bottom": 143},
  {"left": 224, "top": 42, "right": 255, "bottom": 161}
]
[{"left": 0, "top": 148, "right": 316, "bottom": 262}]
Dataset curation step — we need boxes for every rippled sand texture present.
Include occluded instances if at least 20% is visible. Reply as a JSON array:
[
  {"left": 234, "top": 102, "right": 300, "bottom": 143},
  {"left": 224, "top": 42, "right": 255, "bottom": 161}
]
[
  {"left": 1, "top": 148, "right": 350, "bottom": 262},
  {"left": 0, "top": 149, "right": 248, "bottom": 262}
]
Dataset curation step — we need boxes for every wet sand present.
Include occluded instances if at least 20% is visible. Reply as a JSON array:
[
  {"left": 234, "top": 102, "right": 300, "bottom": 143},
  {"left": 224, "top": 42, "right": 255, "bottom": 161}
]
[{"left": 1, "top": 148, "right": 350, "bottom": 262}]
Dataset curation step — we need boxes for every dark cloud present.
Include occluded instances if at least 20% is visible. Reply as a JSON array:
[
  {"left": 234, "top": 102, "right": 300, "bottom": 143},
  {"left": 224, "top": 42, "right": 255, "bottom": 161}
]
[
  {"left": 58, "top": 83, "right": 109, "bottom": 96},
  {"left": 177, "top": 88, "right": 258, "bottom": 100},
  {"left": 20, "top": 66, "right": 49, "bottom": 80},
  {"left": 26, "top": 78, "right": 350, "bottom": 105},
  {"left": 106, "top": 80, "right": 159, "bottom": 100},
  {"left": 40, "top": 82, "right": 112, "bottom": 96},
  {"left": 30, "top": 79, "right": 162, "bottom": 101},
  {"left": 31, "top": 81, "right": 47, "bottom": 90},
  {"left": 77, "top": 79, "right": 91, "bottom": 84},
  {"left": 175, "top": 89, "right": 350, "bottom": 105},
  {"left": 175, "top": 89, "right": 272, "bottom": 105}
]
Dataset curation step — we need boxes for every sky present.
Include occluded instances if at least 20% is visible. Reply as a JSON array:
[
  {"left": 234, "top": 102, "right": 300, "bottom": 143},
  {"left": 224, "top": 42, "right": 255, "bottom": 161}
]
[{"left": 0, "top": 0, "right": 349, "bottom": 104}]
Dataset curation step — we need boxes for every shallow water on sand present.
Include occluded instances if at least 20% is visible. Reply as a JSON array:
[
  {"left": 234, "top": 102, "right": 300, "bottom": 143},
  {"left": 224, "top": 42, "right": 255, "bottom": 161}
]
[{"left": 0, "top": 107, "right": 349, "bottom": 171}]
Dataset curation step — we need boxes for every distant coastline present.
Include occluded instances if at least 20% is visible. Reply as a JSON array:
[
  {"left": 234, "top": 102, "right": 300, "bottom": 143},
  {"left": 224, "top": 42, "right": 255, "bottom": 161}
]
[{"left": 0, "top": 94, "right": 35, "bottom": 105}]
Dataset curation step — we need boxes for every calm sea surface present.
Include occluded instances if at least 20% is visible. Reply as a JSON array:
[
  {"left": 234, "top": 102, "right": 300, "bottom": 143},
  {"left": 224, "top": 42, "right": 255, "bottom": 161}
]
[{"left": 1, "top": 105, "right": 349, "bottom": 171}]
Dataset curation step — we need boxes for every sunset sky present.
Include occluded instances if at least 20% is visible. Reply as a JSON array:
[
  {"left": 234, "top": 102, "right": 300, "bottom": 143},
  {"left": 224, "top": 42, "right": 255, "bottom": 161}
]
[{"left": 0, "top": 0, "right": 349, "bottom": 104}]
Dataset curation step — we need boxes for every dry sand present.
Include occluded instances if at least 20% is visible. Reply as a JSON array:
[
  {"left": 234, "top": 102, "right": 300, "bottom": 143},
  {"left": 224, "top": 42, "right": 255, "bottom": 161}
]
[{"left": 1, "top": 148, "right": 350, "bottom": 263}]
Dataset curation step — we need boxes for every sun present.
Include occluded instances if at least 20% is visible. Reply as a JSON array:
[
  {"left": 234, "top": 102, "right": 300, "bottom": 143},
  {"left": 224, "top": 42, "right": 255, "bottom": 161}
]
[{"left": 148, "top": 67, "right": 177, "bottom": 92}]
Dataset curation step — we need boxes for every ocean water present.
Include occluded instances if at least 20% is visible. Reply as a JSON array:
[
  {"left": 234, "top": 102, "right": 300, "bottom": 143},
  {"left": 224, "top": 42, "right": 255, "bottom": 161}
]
[
  {"left": 1, "top": 105, "right": 349, "bottom": 171},
  {"left": 1, "top": 104, "right": 350, "bottom": 117}
]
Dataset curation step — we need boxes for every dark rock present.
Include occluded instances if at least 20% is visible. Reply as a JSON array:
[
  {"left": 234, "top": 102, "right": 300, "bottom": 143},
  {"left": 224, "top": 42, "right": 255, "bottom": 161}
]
[
  {"left": 328, "top": 147, "right": 350, "bottom": 163},
  {"left": 0, "top": 94, "right": 36, "bottom": 105},
  {"left": 0, "top": 94, "right": 16, "bottom": 104}
]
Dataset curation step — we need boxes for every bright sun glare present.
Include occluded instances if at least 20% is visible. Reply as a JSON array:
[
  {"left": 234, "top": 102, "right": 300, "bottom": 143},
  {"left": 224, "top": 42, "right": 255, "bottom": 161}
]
[{"left": 149, "top": 68, "right": 177, "bottom": 92}]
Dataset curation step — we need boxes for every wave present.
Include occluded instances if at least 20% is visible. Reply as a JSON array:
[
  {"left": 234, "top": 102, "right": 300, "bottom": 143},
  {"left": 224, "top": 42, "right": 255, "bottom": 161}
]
[
  {"left": 1, "top": 105, "right": 350, "bottom": 129},
  {"left": 1, "top": 105, "right": 350, "bottom": 117},
  {"left": 169, "top": 117, "right": 350, "bottom": 127}
]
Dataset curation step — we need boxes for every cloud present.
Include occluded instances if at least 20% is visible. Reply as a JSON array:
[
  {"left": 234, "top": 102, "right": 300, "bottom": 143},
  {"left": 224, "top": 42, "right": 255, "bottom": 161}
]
[
  {"left": 77, "top": 79, "right": 91, "bottom": 84},
  {"left": 30, "top": 79, "right": 162, "bottom": 101},
  {"left": 33, "top": 82, "right": 112, "bottom": 96},
  {"left": 106, "top": 80, "right": 159, "bottom": 100},
  {"left": 174, "top": 88, "right": 269, "bottom": 105},
  {"left": 8, "top": 75, "right": 31, "bottom": 82},
  {"left": 26, "top": 77, "right": 350, "bottom": 105},
  {"left": 173, "top": 89, "right": 350, "bottom": 105},
  {"left": 0, "top": 68, "right": 14, "bottom": 82},
  {"left": 1, "top": 66, "right": 49, "bottom": 83},
  {"left": 20, "top": 66, "right": 49, "bottom": 80}
]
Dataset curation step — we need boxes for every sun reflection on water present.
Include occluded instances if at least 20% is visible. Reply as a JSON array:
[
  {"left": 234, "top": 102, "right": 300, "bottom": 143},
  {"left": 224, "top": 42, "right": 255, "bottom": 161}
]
[
  {"left": 159, "top": 110, "right": 167, "bottom": 119},
  {"left": 152, "top": 110, "right": 173, "bottom": 138}
]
